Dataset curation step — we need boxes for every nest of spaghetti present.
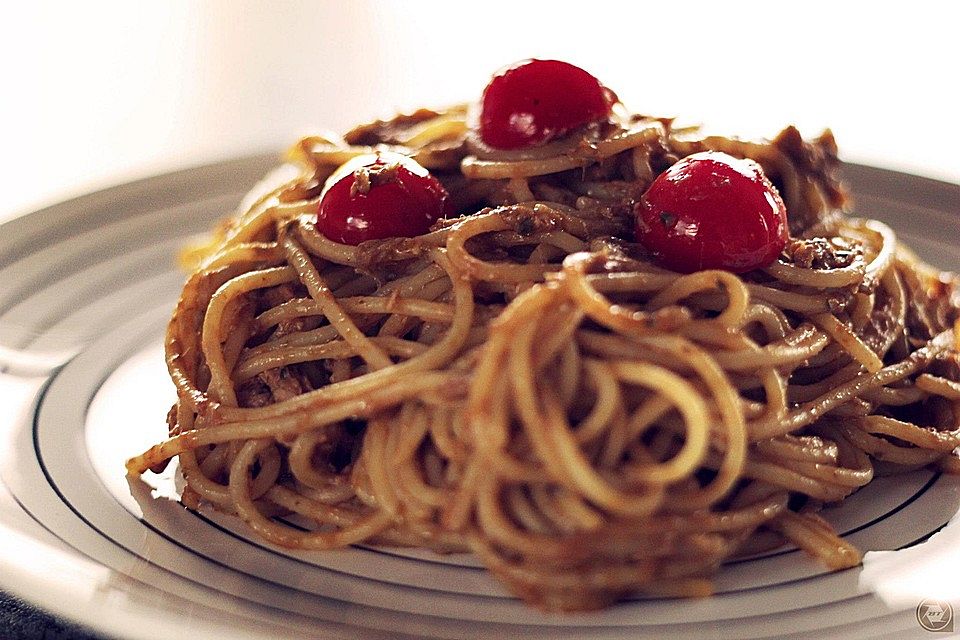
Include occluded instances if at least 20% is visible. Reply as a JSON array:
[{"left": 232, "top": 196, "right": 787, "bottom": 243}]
[{"left": 128, "top": 106, "right": 960, "bottom": 611}]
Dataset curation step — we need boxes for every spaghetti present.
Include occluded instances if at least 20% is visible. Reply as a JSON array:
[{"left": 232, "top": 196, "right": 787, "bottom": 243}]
[{"left": 127, "top": 101, "right": 960, "bottom": 611}]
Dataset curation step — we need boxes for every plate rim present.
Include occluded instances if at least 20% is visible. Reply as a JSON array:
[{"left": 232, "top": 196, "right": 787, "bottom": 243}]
[{"left": 1, "top": 156, "right": 959, "bottom": 640}]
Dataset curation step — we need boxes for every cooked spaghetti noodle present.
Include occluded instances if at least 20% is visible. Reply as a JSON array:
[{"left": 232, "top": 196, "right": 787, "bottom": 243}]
[{"left": 127, "top": 104, "right": 960, "bottom": 611}]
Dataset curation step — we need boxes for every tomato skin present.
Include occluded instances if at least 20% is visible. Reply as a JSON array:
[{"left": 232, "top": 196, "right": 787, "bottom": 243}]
[
  {"left": 317, "top": 152, "right": 450, "bottom": 245},
  {"left": 478, "top": 59, "right": 616, "bottom": 150},
  {"left": 635, "top": 151, "right": 788, "bottom": 274}
]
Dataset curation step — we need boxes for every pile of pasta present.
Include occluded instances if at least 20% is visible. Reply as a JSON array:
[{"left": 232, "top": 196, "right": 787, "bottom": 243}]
[{"left": 128, "top": 105, "right": 960, "bottom": 611}]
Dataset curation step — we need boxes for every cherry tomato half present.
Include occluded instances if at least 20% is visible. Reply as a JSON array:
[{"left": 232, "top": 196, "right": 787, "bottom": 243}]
[
  {"left": 635, "top": 151, "right": 788, "bottom": 273},
  {"left": 478, "top": 59, "right": 616, "bottom": 150},
  {"left": 317, "top": 152, "right": 451, "bottom": 245}
]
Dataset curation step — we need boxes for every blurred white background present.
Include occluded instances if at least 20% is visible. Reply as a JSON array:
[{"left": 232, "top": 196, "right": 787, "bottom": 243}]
[{"left": 1, "top": 0, "right": 957, "bottom": 223}]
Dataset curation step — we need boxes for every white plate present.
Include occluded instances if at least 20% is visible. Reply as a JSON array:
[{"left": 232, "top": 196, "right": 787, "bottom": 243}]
[{"left": 2, "top": 156, "right": 959, "bottom": 640}]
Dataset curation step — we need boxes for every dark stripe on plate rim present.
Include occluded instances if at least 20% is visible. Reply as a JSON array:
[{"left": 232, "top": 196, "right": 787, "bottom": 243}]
[
  {"left": 725, "top": 472, "right": 942, "bottom": 566},
  {"left": 26, "top": 338, "right": 952, "bottom": 609},
  {"left": 271, "top": 474, "right": 943, "bottom": 575},
  {"left": 282, "top": 473, "right": 945, "bottom": 589}
]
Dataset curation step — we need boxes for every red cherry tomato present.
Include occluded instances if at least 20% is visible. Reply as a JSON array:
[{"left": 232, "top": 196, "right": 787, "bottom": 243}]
[
  {"left": 635, "top": 151, "right": 788, "bottom": 273},
  {"left": 478, "top": 59, "right": 617, "bottom": 150},
  {"left": 317, "top": 152, "right": 451, "bottom": 245}
]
